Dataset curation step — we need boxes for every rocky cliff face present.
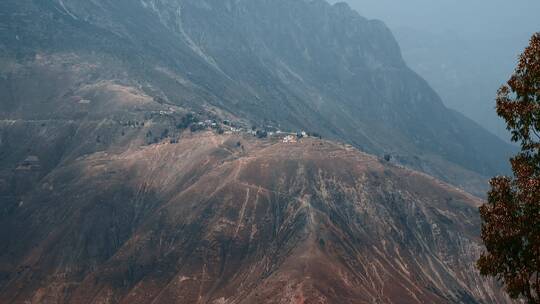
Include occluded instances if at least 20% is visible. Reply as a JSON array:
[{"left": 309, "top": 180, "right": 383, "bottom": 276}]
[
  {"left": 0, "top": 133, "right": 510, "bottom": 303},
  {"left": 0, "top": 0, "right": 515, "bottom": 195}
]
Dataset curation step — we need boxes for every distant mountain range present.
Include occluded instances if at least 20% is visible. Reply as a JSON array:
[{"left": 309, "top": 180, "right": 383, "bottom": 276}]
[
  {"left": 0, "top": 0, "right": 515, "bottom": 302},
  {"left": 393, "top": 27, "right": 527, "bottom": 143}
]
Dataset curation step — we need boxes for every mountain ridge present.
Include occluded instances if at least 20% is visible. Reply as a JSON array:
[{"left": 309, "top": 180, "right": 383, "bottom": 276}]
[{"left": 0, "top": 0, "right": 516, "bottom": 196}]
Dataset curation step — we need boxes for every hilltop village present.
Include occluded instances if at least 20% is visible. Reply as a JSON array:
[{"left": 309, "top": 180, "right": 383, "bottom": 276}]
[{"left": 138, "top": 109, "right": 322, "bottom": 146}]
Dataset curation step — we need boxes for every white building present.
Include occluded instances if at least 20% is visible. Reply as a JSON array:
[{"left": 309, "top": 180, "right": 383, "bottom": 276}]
[{"left": 282, "top": 135, "right": 297, "bottom": 143}]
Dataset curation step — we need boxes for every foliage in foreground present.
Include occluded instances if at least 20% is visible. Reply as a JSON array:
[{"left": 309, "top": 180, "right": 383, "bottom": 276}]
[{"left": 478, "top": 33, "right": 540, "bottom": 303}]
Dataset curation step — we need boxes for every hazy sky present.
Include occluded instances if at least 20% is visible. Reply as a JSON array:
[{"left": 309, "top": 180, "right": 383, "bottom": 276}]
[{"left": 339, "top": 0, "right": 540, "bottom": 39}]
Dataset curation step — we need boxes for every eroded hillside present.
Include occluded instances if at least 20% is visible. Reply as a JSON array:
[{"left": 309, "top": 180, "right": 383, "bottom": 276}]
[
  {"left": 0, "top": 1, "right": 517, "bottom": 303},
  {"left": 0, "top": 132, "right": 510, "bottom": 303}
]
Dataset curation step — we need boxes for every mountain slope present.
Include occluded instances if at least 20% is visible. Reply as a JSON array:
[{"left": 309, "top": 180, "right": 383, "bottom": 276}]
[
  {"left": 0, "top": 132, "right": 510, "bottom": 303},
  {"left": 0, "top": 1, "right": 517, "bottom": 302},
  {"left": 0, "top": 0, "right": 515, "bottom": 195}
]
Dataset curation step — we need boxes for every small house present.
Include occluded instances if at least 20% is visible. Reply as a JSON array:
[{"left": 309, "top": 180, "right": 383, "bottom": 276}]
[
  {"left": 22, "top": 155, "right": 39, "bottom": 166},
  {"left": 283, "top": 135, "right": 297, "bottom": 143},
  {"left": 17, "top": 155, "right": 41, "bottom": 171}
]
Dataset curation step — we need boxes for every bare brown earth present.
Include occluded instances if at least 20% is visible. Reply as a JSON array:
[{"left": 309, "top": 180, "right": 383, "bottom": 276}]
[{"left": 0, "top": 132, "right": 511, "bottom": 303}]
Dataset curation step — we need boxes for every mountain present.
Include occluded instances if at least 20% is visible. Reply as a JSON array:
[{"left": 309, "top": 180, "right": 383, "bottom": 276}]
[
  {"left": 336, "top": 0, "right": 540, "bottom": 142},
  {"left": 392, "top": 27, "right": 528, "bottom": 143},
  {"left": 0, "top": 132, "right": 510, "bottom": 303},
  {"left": 0, "top": 0, "right": 517, "bottom": 303},
  {"left": 0, "top": 0, "right": 516, "bottom": 196}
]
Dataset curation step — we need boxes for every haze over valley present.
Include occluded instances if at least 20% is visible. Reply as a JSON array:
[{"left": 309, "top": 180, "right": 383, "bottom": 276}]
[{"left": 339, "top": 0, "right": 540, "bottom": 141}]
